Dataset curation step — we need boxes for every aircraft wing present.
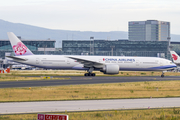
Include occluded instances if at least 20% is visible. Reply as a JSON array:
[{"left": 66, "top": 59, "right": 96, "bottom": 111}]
[{"left": 67, "top": 56, "right": 104, "bottom": 68}]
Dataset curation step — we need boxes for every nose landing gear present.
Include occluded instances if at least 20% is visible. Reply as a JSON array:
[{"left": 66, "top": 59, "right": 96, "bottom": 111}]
[{"left": 161, "top": 72, "right": 165, "bottom": 77}]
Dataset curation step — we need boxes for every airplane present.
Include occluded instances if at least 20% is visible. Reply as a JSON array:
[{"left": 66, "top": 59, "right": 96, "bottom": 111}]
[
  {"left": 170, "top": 51, "right": 180, "bottom": 65},
  {"left": 12, "top": 64, "right": 32, "bottom": 70},
  {"left": 6, "top": 32, "right": 176, "bottom": 77}
]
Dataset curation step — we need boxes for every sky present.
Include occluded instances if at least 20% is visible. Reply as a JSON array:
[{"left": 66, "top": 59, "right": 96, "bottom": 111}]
[{"left": 0, "top": 0, "right": 180, "bottom": 34}]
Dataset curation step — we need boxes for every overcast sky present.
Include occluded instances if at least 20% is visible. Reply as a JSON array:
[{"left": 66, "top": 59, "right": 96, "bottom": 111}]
[{"left": 0, "top": 0, "right": 180, "bottom": 34}]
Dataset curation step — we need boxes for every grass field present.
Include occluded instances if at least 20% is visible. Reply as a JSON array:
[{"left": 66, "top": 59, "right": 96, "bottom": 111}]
[
  {"left": 1, "top": 80, "right": 180, "bottom": 102},
  {"left": 0, "top": 76, "right": 70, "bottom": 82},
  {"left": 1, "top": 108, "right": 180, "bottom": 120},
  {"left": 0, "top": 75, "right": 71, "bottom": 82}
]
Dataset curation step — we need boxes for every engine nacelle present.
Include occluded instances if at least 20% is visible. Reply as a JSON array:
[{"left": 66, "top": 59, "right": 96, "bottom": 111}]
[{"left": 102, "top": 64, "right": 119, "bottom": 74}]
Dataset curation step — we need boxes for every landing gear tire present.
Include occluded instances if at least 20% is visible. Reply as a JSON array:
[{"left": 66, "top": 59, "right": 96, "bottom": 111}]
[
  {"left": 161, "top": 71, "right": 165, "bottom": 78},
  {"left": 84, "top": 73, "right": 88, "bottom": 76},
  {"left": 161, "top": 74, "right": 164, "bottom": 78},
  {"left": 91, "top": 73, "right": 95, "bottom": 76},
  {"left": 84, "top": 73, "right": 96, "bottom": 77}
]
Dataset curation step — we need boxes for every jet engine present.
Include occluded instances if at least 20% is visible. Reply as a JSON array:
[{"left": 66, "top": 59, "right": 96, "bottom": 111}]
[{"left": 102, "top": 64, "right": 119, "bottom": 74}]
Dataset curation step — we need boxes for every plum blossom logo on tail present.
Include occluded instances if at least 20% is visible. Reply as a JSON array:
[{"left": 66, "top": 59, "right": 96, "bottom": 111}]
[
  {"left": 13, "top": 42, "right": 27, "bottom": 55},
  {"left": 172, "top": 54, "right": 178, "bottom": 61}
]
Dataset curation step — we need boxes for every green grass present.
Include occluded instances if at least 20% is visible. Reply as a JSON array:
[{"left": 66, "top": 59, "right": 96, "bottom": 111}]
[{"left": 1, "top": 81, "right": 180, "bottom": 102}]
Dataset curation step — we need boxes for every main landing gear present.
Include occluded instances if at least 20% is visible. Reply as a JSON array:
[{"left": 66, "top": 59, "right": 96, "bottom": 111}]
[
  {"left": 84, "top": 67, "right": 96, "bottom": 77},
  {"left": 84, "top": 73, "right": 96, "bottom": 76}
]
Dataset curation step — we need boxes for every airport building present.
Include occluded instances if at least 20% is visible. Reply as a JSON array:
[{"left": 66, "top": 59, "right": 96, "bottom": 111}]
[
  {"left": 128, "top": 20, "right": 170, "bottom": 41},
  {"left": 170, "top": 42, "right": 180, "bottom": 55},
  {"left": 62, "top": 40, "right": 180, "bottom": 59},
  {"left": 62, "top": 40, "right": 171, "bottom": 58}
]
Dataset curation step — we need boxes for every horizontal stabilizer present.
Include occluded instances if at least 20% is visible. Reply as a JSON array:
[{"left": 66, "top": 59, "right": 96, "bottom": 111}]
[{"left": 6, "top": 56, "right": 27, "bottom": 61}]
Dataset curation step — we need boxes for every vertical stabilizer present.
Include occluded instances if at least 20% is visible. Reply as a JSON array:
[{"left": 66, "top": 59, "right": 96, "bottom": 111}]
[
  {"left": 7, "top": 32, "right": 34, "bottom": 56},
  {"left": 170, "top": 51, "right": 180, "bottom": 64}
]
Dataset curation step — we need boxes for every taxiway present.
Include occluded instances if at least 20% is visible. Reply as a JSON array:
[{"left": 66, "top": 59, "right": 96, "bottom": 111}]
[
  {"left": 0, "top": 76, "right": 180, "bottom": 88},
  {"left": 1, "top": 98, "right": 180, "bottom": 114}
]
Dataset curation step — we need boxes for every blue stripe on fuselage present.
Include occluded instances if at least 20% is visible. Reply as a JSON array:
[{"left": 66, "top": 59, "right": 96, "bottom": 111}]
[
  {"left": 148, "top": 65, "right": 177, "bottom": 70},
  {"left": 120, "top": 65, "right": 176, "bottom": 71},
  {"left": 29, "top": 64, "right": 176, "bottom": 71}
]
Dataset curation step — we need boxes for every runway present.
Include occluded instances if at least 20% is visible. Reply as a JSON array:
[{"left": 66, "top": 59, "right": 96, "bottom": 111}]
[
  {"left": 0, "top": 76, "right": 180, "bottom": 88},
  {"left": 1, "top": 98, "right": 180, "bottom": 114}
]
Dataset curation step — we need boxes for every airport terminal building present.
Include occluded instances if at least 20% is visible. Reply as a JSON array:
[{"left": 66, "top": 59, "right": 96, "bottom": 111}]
[{"left": 62, "top": 40, "right": 171, "bottom": 58}]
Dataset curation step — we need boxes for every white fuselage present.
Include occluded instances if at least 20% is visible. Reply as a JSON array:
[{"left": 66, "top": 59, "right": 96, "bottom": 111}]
[{"left": 12, "top": 55, "right": 176, "bottom": 71}]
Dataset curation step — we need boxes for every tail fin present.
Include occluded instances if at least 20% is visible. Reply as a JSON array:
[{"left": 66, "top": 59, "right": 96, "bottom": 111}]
[
  {"left": 7, "top": 32, "right": 34, "bottom": 56},
  {"left": 170, "top": 51, "right": 180, "bottom": 64}
]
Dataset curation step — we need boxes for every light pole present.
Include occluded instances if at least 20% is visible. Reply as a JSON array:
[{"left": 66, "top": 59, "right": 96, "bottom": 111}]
[
  {"left": 167, "top": 37, "right": 171, "bottom": 59},
  {"left": 90, "top": 37, "right": 94, "bottom": 55},
  {"left": 110, "top": 46, "right": 115, "bottom": 56}
]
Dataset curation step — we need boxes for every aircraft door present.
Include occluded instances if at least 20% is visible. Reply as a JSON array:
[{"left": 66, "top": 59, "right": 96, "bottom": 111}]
[
  {"left": 36, "top": 58, "right": 39, "bottom": 64},
  {"left": 98, "top": 59, "right": 103, "bottom": 63},
  {"left": 136, "top": 60, "right": 139, "bottom": 66},
  {"left": 67, "top": 59, "right": 70, "bottom": 64}
]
